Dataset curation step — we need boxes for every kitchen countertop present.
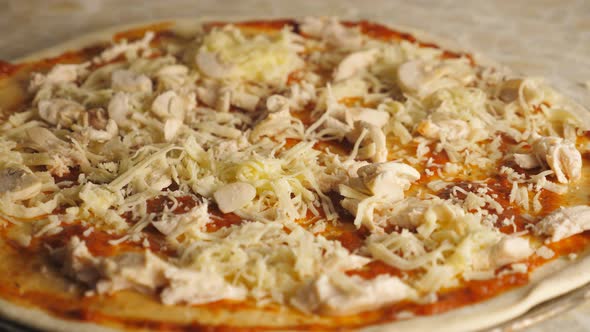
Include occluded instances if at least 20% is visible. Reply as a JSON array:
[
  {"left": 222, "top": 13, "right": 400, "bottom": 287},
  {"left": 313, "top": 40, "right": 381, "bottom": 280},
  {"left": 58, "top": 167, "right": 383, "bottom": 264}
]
[{"left": 1, "top": 0, "right": 589, "bottom": 331}]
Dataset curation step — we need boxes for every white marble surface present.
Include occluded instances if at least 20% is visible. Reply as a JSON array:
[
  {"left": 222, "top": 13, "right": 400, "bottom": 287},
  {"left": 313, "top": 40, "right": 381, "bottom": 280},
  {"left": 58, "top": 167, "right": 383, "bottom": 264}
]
[{"left": 1, "top": 0, "right": 590, "bottom": 331}]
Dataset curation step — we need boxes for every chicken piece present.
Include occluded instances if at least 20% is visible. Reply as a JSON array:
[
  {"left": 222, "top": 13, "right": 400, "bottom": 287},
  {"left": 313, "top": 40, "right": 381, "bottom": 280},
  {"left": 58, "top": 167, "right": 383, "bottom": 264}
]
[
  {"left": 397, "top": 60, "right": 474, "bottom": 97},
  {"left": 532, "top": 136, "right": 581, "bottom": 183},
  {"left": 346, "top": 121, "right": 388, "bottom": 162},
  {"left": 30, "top": 63, "right": 87, "bottom": 90},
  {"left": 489, "top": 236, "right": 533, "bottom": 267},
  {"left": 534, "top": 206, "right": 590, "bottom": 242},
  {"left": 59, "top": 237, "right": 246, "bottom": 305},
  {"left": 347, "top": 108, "right": 390, "bottom": 128},
  {"left": 333, "top": 49, "right": 378, "bottom": 81},
  {"left": 513, "top": 153, "right": 541, "bottom": 169},
  {"left": 293, "top": 273, "right": 415, "bottom": 315}
]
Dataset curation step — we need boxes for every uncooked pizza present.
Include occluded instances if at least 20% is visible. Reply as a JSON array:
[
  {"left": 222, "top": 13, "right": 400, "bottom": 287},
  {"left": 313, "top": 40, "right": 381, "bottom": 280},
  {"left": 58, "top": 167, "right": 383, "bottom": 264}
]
[{"left": 0, "top": 17, "right": 590, "bottom": 331}]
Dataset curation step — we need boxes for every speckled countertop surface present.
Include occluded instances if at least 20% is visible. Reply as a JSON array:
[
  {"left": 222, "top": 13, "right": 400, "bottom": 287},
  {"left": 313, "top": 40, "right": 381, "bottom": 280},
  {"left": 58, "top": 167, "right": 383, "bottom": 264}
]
[{"left": 1, "top": 0, "right": 590, "bottom": 331}]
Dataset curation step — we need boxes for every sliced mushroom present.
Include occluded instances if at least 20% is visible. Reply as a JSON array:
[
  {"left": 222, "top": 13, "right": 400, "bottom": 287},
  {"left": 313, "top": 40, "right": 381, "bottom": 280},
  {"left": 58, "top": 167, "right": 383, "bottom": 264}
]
[
  {"left": 0, "top": 166, "right": 42, "bottom": 201},
  {"left": 196, "top": 85, "right": 218, "bottom": 108},
  {"left": 37, "top": 98, "right": 84, "bottom": 127},
  {"left": 108, "top": 92, "right": 133, "bottom": 128},
  {"left": 397, "top": 60, "right": 429, "bottom": 94},
  {"left": 357, "top": 162, "right": 420, "bottom": 198},
  {"left": 497, "top": 79, "right": 522, "bottom": 103},
  {"left": 331, "top": 77, "right": 369, "bottom": 101},
  {"left": 86, "top": 108, "right": 109, "bottom": 130},
  {"left": 156, "top": 65, "right": 190, "bottom": 89},
  {"left": 111, "top": 69, "right": 153, "bottom": 93},
  {"left": 232, "top": 90, "right": 260, "bottom": 112},
  {"left": 338, "top": 162, "right": 420, "bottom": 230},
  {"left": 163, "top": 119, "right": 183, "bottom": 142},
  {"left": 196, "top": 50, "right": 233, "bottom": 79},
  {"left": 216, "top": 90, "right": 231, "bottom": 112},
  {"left": 213, "top": 182, "right": 256, "bottom": 213},
  {"left": 197, "top": 83, "right": 260, "bottom": 113},
  {"left": 497, "top": 78, "right": 544, "bottom": 107},
  {"left": 86, "top": 119, "right": 118, "bottom": 142},
  {"left": 152, "top": 91, "right": 186, "bottom": 121},
  {"left": 333, "top": 49, "right": 378, "bottom": 81}
]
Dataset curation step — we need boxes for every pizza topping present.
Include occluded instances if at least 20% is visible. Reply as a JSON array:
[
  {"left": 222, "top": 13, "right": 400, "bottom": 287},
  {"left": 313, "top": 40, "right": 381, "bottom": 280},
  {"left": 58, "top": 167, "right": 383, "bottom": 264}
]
[
  {"left": 107, "top": 92, "right": 133, "bottom": 127},
  {"left": 292, "top": 273, "right": 416, "bottom": 315},
  {"left": 173, "top": 221, "right": 369, "bottom": 304},
  {"left": 339, "top": 162, "right": 420, "bottom": 230},
  {"left": 300, "top": 17, "right": 363, "bottom": 49},
  {"left": 534, "top": 206, "right": 590, "bottom": 242},
  {"left": 487, "top": 236, "right": 533, "bottom": 268},
  {"left": 532, "top": 136, "right": 582, "bottom": 183},
  {"left": 195, "top": 50, "right": 233, "bottom": 79},
  {"left": 152, "top": 91, "right": 183, "bottom": 119},
  {"left": 213, "top": 182, "right": 256, "bottom": 213},
  {"left": 97, "top": 30, "right": 155, "bottom": 63},
  {"left": 333, "top": 48, "right": 378, "bottom": 81},
  {"left": 198, "top": 25, "right": 304, "bottom": 85},
  {"left": 396, "top": 59, "right": 473, "bottom": 98},
  {"left": 357, "top": 162, "right": 420, "bottom": 198},
  {"left": 30, "top": 63, "right": 88, "bottom": 90},
  {"left": 513, "top": 153, "right": 540, "bottom": 169},
  {"left": 58, "top": 236, "right": 247, "bottom": 304},
  {"left": 37, "top": 98, "right": 84, "bottom": 127},
  {"left": 535, "top": 245, "right": 555, "bottom": 259},
  {"left": 0, "top": 166, "right": 41, "bottom": 201},
  {"left": 346, "top": 121, "right": 388, "bottom": 162},
  {"left": 111, "top": 69, "right": 153, "bottom": 93}
]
